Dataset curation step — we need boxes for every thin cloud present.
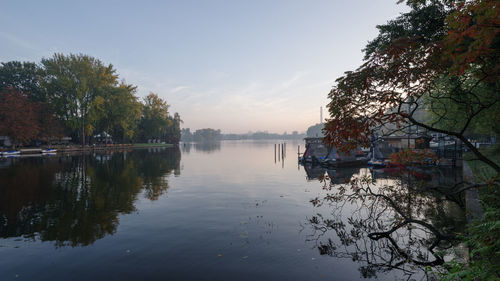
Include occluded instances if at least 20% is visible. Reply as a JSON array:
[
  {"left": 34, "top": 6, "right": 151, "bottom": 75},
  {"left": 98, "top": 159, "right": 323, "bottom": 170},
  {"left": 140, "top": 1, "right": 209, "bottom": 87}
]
[
  {"left": 0, "top": 31, "right": 37, "bottom": 51},
  {"left": 170, "top": 85, "right": 191, "bottom": 93}
]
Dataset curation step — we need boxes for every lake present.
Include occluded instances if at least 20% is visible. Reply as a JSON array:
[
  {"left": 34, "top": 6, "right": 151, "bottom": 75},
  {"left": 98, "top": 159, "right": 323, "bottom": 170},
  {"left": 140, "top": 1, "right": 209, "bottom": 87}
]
[{"left": 0, "top": 140, "right": 465, "bottom": 281}]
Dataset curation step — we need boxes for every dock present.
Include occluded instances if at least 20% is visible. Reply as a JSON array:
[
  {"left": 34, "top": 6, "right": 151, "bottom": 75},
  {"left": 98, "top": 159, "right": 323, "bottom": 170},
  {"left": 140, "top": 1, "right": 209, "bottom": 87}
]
[{"left": 20, "top": 148, "right": 43, "bottom": 154}]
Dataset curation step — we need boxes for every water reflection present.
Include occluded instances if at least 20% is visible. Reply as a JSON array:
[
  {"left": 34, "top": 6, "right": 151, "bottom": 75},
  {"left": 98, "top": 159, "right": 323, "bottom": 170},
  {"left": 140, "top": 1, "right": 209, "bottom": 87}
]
[
  {"left": 303, "top": 165, "right": 465, "bottom": 280},
  {"left": 181, "top": 141, "right": 221, "bottom": 153},
  {"left": 0, "top": 148, "right": 180, "bottom": 247},
  {"left": 303, "top": 163, "right": 359, "bottom": 183}
]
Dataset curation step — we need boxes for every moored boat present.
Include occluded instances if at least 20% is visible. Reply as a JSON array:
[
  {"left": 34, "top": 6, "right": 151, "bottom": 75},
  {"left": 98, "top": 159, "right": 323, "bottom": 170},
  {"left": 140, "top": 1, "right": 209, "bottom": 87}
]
[
  {"left": 1, "top": 150, "right": 21, "bottom": 157},
  {"left": 367, "top": 159, "right": 387, "bottom": 168},
  {"left": 299, "top": 137, "right": 369, "bottom": 167}
]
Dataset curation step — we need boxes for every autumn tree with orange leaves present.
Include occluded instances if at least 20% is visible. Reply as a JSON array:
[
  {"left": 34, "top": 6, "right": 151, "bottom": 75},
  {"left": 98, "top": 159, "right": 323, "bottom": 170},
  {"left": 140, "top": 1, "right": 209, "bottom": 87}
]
[
  {"left": 324, "top": 0, "right": 499, "bottom": 174},
  {"left": 324, "top": 1, "right": 499, "bottom": 278},
  {"left": 0, "top": 88, "right": 62, "bottom": 147},
  {"left": 0, "top": 89, "right": 40, "bottom": 146}
]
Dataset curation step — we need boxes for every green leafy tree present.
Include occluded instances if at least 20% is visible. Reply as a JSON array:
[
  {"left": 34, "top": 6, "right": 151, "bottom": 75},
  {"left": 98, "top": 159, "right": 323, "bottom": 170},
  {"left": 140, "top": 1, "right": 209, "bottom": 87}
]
[
  {"left": 164, "top": 112, "right": 182, "bottom": 144},
  {"left": 138, "top": 93, "right": 171, "bottom": 141},
  {"left": 42, "top": 53, "right": 118, "bottom": 145},
  {"left": 0, "top": 61, "right": 45, "bottom": 102},
  {"left": 90, "top": 83, "right": 142, "bottom": 142}
]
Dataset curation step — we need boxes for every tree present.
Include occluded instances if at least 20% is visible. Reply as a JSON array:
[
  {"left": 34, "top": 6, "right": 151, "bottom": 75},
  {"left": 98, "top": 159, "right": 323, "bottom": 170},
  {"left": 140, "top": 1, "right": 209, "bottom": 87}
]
[
  {"left": 192, "top": 128, "right": 221, "bottom": 142},
  {"left": 0, "top": 88, "right": 62, "bottom": 146},
  {"left": 306, "top": 123, "right": 324, "bottom": 137},
  {"left": 324, "top": 0, "right": 500, "bottom": 173},
  {"left": 0, "top": 89, "right": 40, "bottom": 146},
  {"left": 42, "top": 53, "right": 119, "bottom": 146},
  {"left": 324, "top": 1, "right": 500, "bottom": 279},
  {"left": 138, "top": 93, "right": 171, "bottom": 141},
  {"left": 0, "top": 61, "right": 45, "bottom": 102},
  {"left": 90, "top": 83, "right": 142, "bottom": 142},
  {"left": 164, "top": 112, "right": 182, "bottom": 144},
  {"left": 1, "top": 54, "right": 183, "bottom": 146}
]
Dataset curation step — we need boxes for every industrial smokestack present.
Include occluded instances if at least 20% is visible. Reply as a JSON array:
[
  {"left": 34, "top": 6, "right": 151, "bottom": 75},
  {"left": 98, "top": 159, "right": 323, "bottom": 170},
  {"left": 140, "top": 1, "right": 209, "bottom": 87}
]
[{"left": 320, "top": 106, "right": 323, "bottom": 124}]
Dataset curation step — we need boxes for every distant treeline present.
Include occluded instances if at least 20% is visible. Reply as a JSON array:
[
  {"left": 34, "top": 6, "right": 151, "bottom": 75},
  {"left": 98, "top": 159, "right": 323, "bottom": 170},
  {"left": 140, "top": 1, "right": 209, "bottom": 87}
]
[
  {"left": 181, "top": 128, "right": 222, "bottom": 142},
  {"left": 181, "top": 128, "right": 305, "bottom": 142},
  {"left": 0, "top": 54, "right": 181, "bottom": 146}
]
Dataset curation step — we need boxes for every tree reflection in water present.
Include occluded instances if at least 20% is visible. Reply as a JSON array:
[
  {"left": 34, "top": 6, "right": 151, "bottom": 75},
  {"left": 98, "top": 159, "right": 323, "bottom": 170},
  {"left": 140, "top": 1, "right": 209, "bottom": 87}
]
[
  {"left": 304, "top": 165, "right": 465, "bottom": 280},
  {"left": 181, "top": 141, "right": 221, "bottom": 154},
  {"left": 0, "top": 148, "right": 180, "bottom": 247}
]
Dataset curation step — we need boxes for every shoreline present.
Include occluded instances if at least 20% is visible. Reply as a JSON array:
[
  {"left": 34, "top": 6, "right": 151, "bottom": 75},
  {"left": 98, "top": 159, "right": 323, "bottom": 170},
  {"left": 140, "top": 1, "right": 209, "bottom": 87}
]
[{"left": 0, "top": 143, "right": 176, "bottom": 157}]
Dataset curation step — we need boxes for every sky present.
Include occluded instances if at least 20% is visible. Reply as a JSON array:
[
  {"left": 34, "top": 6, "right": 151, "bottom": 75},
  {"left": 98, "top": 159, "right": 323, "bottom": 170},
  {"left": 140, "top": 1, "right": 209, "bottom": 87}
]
[{"left": 1, "top": 0, "right": 408, "bottom": 134}]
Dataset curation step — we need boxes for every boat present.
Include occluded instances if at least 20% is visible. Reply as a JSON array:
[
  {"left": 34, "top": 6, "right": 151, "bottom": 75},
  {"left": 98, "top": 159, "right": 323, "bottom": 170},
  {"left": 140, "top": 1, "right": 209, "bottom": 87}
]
[
  {"left": 299, "top": 137, "right": 368, "bottom": 167},
  {"left": 318, "top": 147, "right": 368, "bottom": 167},
  {"left": 299, "top": 138, "right": 328, "bottom": 164},
  {"left": 1, "top": 150, "right": 21, "bottom": 157},
  {"left": 367, "top": 159, "right": 387, "bottom": 168},
  {"left": 42, "top": 148, "right": 57, "bottom": 154}
]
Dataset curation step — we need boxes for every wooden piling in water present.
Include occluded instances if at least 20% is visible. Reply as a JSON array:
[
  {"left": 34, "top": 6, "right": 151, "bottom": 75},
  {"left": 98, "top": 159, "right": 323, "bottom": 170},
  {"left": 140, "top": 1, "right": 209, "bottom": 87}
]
[{"left": 278, "top": 143, "right": 280, "bottom": 161}]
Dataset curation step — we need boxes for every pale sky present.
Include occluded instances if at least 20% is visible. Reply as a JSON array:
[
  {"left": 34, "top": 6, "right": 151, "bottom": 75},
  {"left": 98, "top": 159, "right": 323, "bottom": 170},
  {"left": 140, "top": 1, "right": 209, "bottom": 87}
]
[{"left": 1, "top": 0, "right": 408, "bottom": 134}]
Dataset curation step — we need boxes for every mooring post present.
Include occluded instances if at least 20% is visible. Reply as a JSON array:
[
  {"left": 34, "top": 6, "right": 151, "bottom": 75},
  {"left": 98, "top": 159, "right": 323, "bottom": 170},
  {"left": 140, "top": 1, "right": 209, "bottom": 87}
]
[
  {"left": 282, "top": 144, "right": 284, "bottom": 168},
  {"left": 278, "top": 143, "right": 280, "bottom": 161}
]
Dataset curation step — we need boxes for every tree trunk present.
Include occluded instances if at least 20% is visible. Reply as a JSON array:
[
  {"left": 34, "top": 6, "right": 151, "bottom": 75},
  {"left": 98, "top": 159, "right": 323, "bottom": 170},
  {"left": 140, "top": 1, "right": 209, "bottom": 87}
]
[{"left": 81, "top": 117, "right": 85, "bottom": 150}]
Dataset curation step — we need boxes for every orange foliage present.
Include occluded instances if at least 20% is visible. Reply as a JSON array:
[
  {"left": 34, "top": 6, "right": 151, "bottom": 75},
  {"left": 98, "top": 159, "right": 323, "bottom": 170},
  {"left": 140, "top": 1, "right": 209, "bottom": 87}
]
[
  {"left": 444, "top": 0, "right": 500, "bottom": 78},
  {"left": 325, "top": 0, "right": 499, "bottom": 152},
  {"left": 0, "top": 88, "right": 40, "bottom": 144},
  {"left": 0, "top": 88, "right": 62, "bottom": 145},
  {"left": 389, "top": 148, "right": 438, "bottom": 166}
]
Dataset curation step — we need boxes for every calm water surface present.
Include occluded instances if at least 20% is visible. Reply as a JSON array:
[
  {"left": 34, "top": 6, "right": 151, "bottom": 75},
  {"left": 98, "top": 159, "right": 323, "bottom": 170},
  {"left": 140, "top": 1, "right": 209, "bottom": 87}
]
[{"left": 0, "top": 141, "right": 465, "bottom": 281}]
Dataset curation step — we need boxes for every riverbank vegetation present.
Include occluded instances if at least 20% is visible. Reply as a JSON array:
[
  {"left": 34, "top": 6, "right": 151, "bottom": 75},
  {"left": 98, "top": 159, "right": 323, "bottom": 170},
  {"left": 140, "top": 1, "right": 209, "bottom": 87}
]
[
  {"left": 446, "top": 145, "right": 500, "bottom": 280},
  {"left": 324, "top": 0, "right": 499, "bottom": 279},
  {"left": 0, "top": 54, "right": 181, "bottom": 147}
]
